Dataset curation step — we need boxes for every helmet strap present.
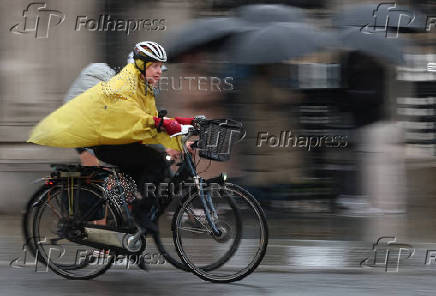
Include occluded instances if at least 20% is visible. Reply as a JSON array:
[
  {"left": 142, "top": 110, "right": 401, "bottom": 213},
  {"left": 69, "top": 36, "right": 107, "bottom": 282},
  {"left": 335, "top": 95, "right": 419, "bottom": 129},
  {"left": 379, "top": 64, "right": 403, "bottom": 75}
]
[
  {"left": 133, "top": 51, "right": 154, "bottom": 75},
  {"left": 134, "top": 59, "right": 146, "bottom": 76},
  {"left": 133, "top": 51, "right": 161, "bottom": 96}
]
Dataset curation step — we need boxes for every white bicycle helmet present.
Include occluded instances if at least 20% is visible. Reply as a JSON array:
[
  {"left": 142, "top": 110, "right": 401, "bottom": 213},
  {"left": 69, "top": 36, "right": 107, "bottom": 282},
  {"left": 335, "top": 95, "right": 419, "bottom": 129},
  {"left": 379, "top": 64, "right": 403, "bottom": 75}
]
[{"left": 133, "top": 41, "right": 167, "bottom": 63}]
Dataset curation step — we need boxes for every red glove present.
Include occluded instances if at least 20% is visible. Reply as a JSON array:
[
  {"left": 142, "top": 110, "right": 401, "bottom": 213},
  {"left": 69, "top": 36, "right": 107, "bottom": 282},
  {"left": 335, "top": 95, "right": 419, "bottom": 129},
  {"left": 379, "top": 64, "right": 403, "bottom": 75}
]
[
  {"left": 175, "top": 117, "right": 194, "bottom": 125},
  {"left": 153, "top": 117, "right": 181, "bottom": 136}
]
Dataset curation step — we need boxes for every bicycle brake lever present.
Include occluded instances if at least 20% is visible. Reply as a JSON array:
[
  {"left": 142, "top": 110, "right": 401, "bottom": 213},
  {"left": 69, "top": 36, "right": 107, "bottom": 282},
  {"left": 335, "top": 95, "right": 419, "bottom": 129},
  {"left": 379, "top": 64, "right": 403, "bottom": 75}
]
[
  {"left": 170, "top": 124, "right": 193, "bottom": 138},
  {"left": 170, "top": 132, "right": 185, "bottom": 138}
]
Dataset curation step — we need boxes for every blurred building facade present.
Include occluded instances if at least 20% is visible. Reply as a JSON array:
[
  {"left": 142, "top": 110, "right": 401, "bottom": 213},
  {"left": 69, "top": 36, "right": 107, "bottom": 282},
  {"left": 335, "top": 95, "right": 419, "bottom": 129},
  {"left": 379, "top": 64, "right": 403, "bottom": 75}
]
[
  {"left": 0, "top": 0, "right": 194, "bottom": 212},
  {"left": 0, "top": 0, "right": 435, "bottom": 214}
]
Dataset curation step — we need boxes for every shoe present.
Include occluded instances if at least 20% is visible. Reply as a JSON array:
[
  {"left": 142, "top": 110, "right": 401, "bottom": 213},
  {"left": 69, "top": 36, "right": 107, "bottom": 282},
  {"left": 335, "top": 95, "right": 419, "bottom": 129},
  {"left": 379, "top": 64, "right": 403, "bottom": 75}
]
[
  {"left": 130, "top": 198, "right": 159, "bottom": 234},
  {"left": 137, "top": 214, "right": 158, "bottom": 234}
]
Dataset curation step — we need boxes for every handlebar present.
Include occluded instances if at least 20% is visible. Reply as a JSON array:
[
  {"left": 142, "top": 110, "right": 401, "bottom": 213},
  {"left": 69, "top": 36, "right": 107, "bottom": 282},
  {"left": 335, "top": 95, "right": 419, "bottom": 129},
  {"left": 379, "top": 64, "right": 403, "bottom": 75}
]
[
  {"left": 165, "top": 116, "right": 244, "bottom": 163},
  {"left": 169, "top": 115, "right": 207, "bottom": 138},
  {"left": 169, "top": 116, "right": 208, "bottom": 156}
]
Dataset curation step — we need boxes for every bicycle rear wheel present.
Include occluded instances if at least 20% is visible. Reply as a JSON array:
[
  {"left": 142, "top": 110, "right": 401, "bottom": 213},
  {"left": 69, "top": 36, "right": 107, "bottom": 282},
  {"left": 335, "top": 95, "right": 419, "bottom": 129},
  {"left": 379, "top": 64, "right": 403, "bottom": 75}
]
[
  {"left": 32, "top": 184, "right": 119, "bottom": 279},
  {"left": 173, "top": 183, "right": 268, "bottom": 283},
  {"left": 22, "top": 185, "right": 53, "bottom": 260},
  {"left": 24, "top": 185, "right": 94, "bottom": 271}
]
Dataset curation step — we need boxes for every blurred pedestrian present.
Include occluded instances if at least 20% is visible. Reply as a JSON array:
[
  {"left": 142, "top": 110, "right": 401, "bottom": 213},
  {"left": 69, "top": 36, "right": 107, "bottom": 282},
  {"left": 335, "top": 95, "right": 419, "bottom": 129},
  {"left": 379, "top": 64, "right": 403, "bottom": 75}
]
[{"left": 64, "top": 62, "right": 116, "bottom": 166}]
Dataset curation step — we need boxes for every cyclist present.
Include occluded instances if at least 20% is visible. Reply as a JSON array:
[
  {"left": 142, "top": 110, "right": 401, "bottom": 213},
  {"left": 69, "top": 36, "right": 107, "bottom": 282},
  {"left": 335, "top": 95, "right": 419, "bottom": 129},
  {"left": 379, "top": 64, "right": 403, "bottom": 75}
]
[
  {"left": 64, "top": 53, "right": 170, "bottom": 167},
  {"left": 28, "top": 41, "right": 195, "bottom": 232}
]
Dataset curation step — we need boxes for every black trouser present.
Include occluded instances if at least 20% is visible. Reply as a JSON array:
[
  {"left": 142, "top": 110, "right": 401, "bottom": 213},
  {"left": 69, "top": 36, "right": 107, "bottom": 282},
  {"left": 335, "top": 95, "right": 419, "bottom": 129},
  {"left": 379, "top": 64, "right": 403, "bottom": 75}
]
[
  {"left": 93, "top": 142, "right": 167, "bottom": 194},
  {"left": 93, "top": 142, "right": 168, "bottom": 229}
]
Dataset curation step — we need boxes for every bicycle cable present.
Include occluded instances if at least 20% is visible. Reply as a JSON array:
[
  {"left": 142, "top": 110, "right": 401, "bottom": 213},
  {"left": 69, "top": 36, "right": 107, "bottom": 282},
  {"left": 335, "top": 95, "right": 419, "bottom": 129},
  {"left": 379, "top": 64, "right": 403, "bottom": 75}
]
[
  {"left": 197, "top": 159, "right": 212, "bottom": 174},
  {"left": 194, "top": 150, "right": 201, "bottom": 168}
]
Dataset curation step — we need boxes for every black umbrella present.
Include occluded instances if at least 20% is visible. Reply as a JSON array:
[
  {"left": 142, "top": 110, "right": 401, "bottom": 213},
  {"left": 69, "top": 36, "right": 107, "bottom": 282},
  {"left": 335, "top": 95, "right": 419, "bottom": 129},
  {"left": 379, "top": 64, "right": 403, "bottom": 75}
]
[
  {"left": 228, "top": 22, "right": 333, "bottom": 64},
  {"left": 338, "top": 27, "right": 407, "bottom": 64},
  {"left": 234, "top": 4, "right": 307, "bottom": 24},
  {"left": 164, "top": 17, "right": 252, "bottom": 61},
  {"left": 333, "top": 3, "right": 428, "bottom": 33}
]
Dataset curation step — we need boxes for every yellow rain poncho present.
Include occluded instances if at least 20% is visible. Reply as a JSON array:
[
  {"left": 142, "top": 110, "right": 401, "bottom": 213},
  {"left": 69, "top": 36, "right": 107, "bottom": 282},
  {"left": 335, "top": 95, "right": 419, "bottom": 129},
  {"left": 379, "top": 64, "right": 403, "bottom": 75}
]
[{"left": 28, "top": 63, "right": 182, "bottom": 151}]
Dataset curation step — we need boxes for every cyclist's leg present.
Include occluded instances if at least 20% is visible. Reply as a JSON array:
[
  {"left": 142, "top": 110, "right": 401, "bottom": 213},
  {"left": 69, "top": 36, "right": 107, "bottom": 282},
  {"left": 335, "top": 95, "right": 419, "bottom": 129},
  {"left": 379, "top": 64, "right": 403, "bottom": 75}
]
[
  {"left": 93, "top": 143, "right": 168, "bottom": 232},
  {"left": 75, "top": 148, "right": 104, "bottom": 225},
  {"left": 76, "top": 148, "right": 100, "bottom": 166},
  {"left": 93, "top": 142, "right": 166, "bottom": 190},
  {"left": 130, "top": 153, "right": 168, "bottom": 233}
]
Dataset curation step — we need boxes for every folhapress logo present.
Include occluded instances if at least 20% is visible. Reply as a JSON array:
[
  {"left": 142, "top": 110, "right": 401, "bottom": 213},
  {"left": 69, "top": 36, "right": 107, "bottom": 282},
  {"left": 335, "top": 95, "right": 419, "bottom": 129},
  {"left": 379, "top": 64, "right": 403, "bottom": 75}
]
[
  {"left": 427, "top": 16, "right": 436, "bottom": 32},
  {"left": 10, "top": 2, "right": 65, "bottom": 39},
  {"left": 360, "top": 2, "right": 414, "bottom": 38}
]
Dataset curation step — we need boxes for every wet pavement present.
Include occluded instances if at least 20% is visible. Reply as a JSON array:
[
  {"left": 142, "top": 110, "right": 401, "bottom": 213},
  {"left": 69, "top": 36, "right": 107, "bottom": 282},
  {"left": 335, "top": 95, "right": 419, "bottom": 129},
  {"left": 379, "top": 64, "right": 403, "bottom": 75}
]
[
  {"left": 2, "top": 265, "right": 436, "bottom": 296},
  {"left": 2, "top": 163, "right": 436, "bottom": 295},
  {"left": 2, "top": 212, "right": 436, "bottom": 295},
  {"left": 5, "top": 210, "right": 436, "bottom": 268}
]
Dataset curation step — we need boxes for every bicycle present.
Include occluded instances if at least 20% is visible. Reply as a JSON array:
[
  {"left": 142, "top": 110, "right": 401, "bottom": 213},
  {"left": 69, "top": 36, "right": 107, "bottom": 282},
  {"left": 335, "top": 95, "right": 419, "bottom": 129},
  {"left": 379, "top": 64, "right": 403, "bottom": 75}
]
[{"left": 23, "top": 116, "right": 269, "bottom": 283}]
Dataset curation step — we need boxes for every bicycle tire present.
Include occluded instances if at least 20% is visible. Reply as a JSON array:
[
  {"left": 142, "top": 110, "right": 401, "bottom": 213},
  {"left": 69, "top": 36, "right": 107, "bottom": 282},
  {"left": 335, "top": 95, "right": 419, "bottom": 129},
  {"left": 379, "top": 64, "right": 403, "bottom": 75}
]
[
  {"left": 173, "top": 183, "right": 268, "bottom": 283},
  {"left": 153, "top": 184, "right": 242, "bottom": 272},
  {"left": 152, "top": 217, "right": 190, "bottom": 271},
  {"left": 23, "top": 185, "right": 91, "bottom": 270},
  {"left": 22, "top": 185, "right": 52, "bottom": 259},
  {"left": 32, "top": 184, "right": 117, "bottom": 280}
]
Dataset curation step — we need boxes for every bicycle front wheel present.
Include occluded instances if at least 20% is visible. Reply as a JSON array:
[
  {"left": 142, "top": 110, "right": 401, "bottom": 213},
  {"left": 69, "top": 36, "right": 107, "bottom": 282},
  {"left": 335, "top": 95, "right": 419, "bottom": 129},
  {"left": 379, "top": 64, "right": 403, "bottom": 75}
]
[
  {"left": 173, "top": 183, "right": 268, "bottom": 283},
  {"left": 154, "top": 183, "right": 242, "bottom": 272}
]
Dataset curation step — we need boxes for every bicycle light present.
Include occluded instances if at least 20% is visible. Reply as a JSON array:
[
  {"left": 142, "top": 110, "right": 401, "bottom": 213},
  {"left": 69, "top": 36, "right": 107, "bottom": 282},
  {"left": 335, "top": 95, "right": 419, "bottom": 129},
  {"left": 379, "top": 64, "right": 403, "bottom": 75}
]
[
  {"left": 206, "top": 172, "right": 227, "bottom": 185},
  {"left": 221, "top": 172, "right": 227, "bottom": 182}
]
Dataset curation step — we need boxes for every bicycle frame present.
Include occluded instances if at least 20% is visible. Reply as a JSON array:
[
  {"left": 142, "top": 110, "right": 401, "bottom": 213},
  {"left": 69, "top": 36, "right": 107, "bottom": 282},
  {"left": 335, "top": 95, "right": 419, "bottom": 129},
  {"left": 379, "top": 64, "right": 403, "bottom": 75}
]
[
  {"left": 171, "top": 133, "right": 223, "bottom": 237},
  {"left": 32, "top": 129, "right": 224, "bottom": 254}
]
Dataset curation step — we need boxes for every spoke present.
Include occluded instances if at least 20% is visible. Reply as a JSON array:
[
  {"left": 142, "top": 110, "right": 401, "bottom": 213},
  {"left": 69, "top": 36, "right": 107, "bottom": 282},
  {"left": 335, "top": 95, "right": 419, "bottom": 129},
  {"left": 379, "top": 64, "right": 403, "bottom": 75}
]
[
  {"left": 178, "top": 226, "right": 211, "bottom": 234},
  {"left": 184, "top": 206, "right": 210, "bottom": 231},
  {"left": 54, "top": 194, "right": 66, "bottom": 215},
  {"left": 49, "top": 237, "right": 67, "bottom": 244},
  {"left": 44, "top": 200, "right": 63, "bottom": 219}
]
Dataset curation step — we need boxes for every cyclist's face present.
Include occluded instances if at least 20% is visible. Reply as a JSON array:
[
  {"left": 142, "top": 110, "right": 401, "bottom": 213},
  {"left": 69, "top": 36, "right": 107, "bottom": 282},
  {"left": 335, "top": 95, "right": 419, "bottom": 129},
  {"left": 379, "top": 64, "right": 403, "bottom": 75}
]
[{"left": 145, "top": 62, "right": 163, "bottom": 86}]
